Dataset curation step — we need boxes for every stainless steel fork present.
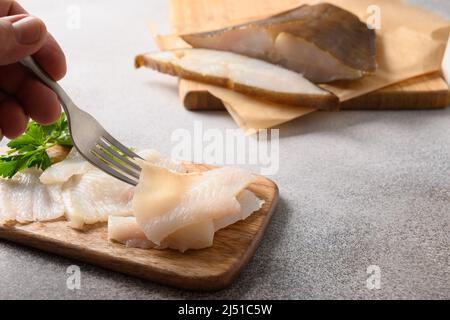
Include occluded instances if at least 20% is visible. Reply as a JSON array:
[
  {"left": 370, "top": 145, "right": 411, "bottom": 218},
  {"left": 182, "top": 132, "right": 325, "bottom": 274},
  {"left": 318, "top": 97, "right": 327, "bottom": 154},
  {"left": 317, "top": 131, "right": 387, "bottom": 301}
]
[{"left": 20, "top": 56, "right": 142, "bottom": 186}]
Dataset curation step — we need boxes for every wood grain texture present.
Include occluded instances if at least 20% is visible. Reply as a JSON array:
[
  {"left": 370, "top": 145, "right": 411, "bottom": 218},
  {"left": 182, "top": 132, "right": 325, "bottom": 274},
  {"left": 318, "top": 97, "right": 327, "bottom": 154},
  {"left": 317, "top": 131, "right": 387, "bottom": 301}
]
[
  {"left": 180, "top": 73, "right": 450, "bottom": 111},
  {"left": 0, "top": 164, "right": 279, "bottom": 291},
  {"left": 341, "top": 73, "right": 450, "bottom": 110}
]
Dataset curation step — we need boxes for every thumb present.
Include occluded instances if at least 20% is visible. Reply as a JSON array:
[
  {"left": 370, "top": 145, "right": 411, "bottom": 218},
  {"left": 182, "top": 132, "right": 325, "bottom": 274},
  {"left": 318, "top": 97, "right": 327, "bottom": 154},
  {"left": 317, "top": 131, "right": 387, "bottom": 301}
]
[{"left": 0, "top": 15, "right": 47, "bottom": 66}]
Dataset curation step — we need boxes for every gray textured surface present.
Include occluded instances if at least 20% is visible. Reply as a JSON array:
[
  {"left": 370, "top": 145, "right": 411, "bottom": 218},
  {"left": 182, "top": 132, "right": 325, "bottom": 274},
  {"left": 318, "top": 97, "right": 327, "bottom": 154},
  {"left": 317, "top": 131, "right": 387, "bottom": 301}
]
[{"left": 0, "top": 0, "right": 449, "bottom": 300}]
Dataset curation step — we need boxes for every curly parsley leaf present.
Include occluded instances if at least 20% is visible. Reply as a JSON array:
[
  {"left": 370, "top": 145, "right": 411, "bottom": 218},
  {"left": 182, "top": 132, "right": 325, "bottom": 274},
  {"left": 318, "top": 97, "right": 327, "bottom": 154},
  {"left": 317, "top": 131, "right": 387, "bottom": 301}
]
[{"left": 0, "top": 113, "right": 73, "bottom": 179}]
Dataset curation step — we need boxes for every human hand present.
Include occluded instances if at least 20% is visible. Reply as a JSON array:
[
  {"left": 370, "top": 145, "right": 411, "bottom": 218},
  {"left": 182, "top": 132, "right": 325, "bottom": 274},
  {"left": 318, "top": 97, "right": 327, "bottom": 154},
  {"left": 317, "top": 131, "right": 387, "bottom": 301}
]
[{"left": 0, "top": 0, "right": 66, "bottom": 139}]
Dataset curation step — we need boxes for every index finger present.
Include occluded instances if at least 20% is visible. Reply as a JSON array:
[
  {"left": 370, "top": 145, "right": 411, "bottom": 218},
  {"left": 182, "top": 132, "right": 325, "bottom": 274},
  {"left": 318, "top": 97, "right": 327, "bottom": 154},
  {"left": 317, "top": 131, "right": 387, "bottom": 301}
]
[
  {"left": 33, "top": 33, "right": 67, "bottom": 81},
  {"left": 2, "top": 0, "right": 66, "bottom": 80}
]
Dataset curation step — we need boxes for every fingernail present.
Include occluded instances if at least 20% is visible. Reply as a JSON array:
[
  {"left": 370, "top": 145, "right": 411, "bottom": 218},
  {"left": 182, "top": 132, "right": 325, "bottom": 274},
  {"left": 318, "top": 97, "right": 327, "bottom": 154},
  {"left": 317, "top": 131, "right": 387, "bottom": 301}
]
[{"left": 12, "top": 16, "right": 45, "bottom": 45}]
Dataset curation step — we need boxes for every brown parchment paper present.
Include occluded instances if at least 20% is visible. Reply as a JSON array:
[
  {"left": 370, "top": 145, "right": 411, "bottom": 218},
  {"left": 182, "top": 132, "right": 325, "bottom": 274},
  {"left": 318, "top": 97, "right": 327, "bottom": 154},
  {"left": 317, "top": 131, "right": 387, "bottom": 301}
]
[
  {"left": 156, "top": 0, "right": 450, "bottom": 131},
  {"left": 180, "top": 80, "right": 315, "bottom": 133}
]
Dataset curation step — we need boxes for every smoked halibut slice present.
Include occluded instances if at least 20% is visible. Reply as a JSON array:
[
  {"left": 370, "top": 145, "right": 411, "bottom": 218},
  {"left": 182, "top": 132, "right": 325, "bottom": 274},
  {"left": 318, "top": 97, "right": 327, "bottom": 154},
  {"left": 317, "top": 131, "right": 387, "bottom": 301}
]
[
  {"left": 135, "top": 49, "right": 339, "bottom": 110},
  {"left": 182, "top": 3, "right": 376, "bottom": 83}
]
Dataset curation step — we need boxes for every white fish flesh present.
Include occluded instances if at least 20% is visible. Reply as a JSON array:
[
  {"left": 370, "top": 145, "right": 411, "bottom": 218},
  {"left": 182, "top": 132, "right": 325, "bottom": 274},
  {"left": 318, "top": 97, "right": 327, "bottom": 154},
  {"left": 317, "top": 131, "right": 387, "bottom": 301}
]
[
  {"left": 40, "top": 148, "right": 92, "bottom": 185},
  {"left": 132, "top": 160, "right": 262, "bottom": 246},
  {"left": 1, "top": 148, "right": 187, "bottom": 228},
  {"left": 108, "top": 216, "right": 155, "bottom": 249},
  {"left": 182, "top": 3, "right": 377, "bottom": 83},
  {"left": 1, "top": 146, "right": 264, "bottom": 253},
  {"left": 0, "top": 169, "right": 65, "bottom": 224},
  {"left": 213, "top": 190, "right": 264, "bottom": 231},
  {"left": 60, "top": 169, "right": 135, "bottom": 229},
  {"left": 135, "top": 49, "right": 338, "bottom": 110},
  {"left": 108, "top": 190, "right": 264, "bottom": 252},
  {"left": 40, "top": 149, "right": 185, "bottom": 229},
  {"left": 40, "top": 148, "right": 134, "bottom": 229},
  {"left": 138, "top": 149, "right": 187, "bottom": 173}
]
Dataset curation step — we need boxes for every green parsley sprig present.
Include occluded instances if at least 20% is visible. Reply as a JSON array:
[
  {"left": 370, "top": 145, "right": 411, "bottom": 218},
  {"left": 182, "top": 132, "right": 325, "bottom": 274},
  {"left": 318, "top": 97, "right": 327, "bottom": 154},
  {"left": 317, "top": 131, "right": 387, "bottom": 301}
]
[{"left": 0, "top": 113, "right": 73, "bottom": 178}]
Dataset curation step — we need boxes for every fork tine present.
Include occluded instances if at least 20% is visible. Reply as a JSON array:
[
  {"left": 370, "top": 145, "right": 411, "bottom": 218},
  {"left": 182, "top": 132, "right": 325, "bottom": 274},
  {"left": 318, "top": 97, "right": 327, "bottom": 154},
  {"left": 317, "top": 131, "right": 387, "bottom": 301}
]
[
  {"left": 102, "top": 132, "right": 143, "bottom": 160},
  {"left": 97, "top": 139, "right": 141, "bottom": 172},
  {"left": 85, "top": 151, "right": 139, "bottom": 186},
  {"left": 19, "top": 56, "right": 142, "bottom": 186},
  {"left": 93, "top": 147, "right": 141, "bottom": 180}
]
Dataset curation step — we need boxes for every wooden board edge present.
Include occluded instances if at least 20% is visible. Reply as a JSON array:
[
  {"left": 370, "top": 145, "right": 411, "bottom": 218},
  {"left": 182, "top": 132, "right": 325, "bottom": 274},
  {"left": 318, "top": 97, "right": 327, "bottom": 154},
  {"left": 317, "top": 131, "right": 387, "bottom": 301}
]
[
  {"left": 341, "top": 86, "right": 450, "bottom": 110},
  {"left": 212, "top": 179, "right": 280, "bottom": 291},
  {"left": 179, "top": 79, "right": 450, "bottom": 111}
]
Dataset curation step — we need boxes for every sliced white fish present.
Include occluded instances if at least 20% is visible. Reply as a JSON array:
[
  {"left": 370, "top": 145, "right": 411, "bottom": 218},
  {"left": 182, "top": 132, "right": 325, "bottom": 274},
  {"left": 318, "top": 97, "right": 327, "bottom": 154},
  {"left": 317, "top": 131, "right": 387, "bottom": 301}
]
[
  {"left": 0, "top": 179, "right": 15, "bottom": 224},
  {"left": 33, "top": 183, "right": 65, "bottom": 222},
  {"left": 108, "top": 216, "right": 214, "bottom": 252},
  {"left": 162, "top": 222, "right": 215, "bottom": 252},
  {"left": 41, "top": 149, "right": 186, "bottom": 185},
  {"left": 109, "top": 190, "right": 264, "bottom": 252},
  {"left": 41, "top": 148, "right": 134, "bottom": 229},
  {"left": 108, "top": 216, "right": 154, "bottom": 249},
  {"left": 8, "top": 171, "right": 36, "bottom": 223},
  {"left": 0, "top": 169, "right": 65, "bottom": 224},
  {"left": 41, "top": 148, "right": 186, "bottom": 229},
  {"left": 133, "top": 160, "right": 260, "bottom": 246},
  {"left": 40, "top": 148, "right": 93, "bottom": 185},
  {"left": 214, "top": 190, "right": 264, "bottom": 231},
  {"left": 1, "top": 148, "right": 187, "bottom": 228},
  {"left": 138, "top": 149, "right": 188, "bottom": 173},
  {"left": 61, "top": 169, "right": 134, "bottom": 229}
]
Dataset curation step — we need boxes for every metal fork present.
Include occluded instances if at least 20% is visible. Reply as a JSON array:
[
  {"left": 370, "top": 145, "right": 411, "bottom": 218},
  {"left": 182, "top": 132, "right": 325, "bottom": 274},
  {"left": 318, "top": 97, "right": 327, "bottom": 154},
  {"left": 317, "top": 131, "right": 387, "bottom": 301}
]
[{"left": 20, "top": 56, "right": 142, "bottom": 186}]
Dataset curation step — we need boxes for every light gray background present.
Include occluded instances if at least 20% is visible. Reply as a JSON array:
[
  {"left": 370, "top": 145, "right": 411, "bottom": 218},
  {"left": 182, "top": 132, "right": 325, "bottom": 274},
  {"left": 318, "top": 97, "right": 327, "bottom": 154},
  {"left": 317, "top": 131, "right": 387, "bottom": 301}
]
[{"left": 0, "top": 0, "right": 449, "bottom": 300}]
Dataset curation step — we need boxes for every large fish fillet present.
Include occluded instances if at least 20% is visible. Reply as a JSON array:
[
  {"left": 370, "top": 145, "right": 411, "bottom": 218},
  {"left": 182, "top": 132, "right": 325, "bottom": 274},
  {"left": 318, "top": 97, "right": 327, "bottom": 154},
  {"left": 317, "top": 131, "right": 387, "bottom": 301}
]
[
  {"left": 181, "top": 3, "right": 377, "bottom": 83},
  {"left": 135, "top": 49, "right": 338, "bottom": 110}
]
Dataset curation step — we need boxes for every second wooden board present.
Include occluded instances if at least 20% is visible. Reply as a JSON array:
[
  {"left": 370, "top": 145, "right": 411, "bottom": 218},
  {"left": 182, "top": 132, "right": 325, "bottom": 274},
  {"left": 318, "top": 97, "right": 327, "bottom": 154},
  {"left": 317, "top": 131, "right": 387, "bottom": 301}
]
[{"left": 180, "top": 74, "right": 450, "bottom": 111}]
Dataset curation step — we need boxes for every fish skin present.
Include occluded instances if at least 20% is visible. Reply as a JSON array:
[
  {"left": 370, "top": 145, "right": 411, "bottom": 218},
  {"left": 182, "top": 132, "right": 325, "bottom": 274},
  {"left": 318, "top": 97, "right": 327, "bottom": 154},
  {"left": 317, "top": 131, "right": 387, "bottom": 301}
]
[
  {"left": 276, "top": 4, "right": 376, "bottom": 71},
  {"left": 182, "top": 3, "right": 376, "bottom": 83},
  {"left": 136, "top": 49, "right": 339, "bottom": 110}
]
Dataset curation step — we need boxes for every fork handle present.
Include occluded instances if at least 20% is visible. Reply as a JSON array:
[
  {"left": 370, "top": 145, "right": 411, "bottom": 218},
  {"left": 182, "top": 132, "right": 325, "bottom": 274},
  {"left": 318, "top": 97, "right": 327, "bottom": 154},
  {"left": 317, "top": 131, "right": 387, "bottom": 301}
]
[{"left": 19, "top": 56, "right": 78, "bottom": 116}]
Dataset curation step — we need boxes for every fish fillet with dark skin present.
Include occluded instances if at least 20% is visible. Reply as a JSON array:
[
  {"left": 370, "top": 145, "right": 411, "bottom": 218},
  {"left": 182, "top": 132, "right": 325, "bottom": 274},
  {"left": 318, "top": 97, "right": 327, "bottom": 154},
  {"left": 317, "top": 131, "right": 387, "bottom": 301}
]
[
  {"left": 135, "top": 49, "right": 339, "bottom": 110},
  {"left": 181, "top": 3, "right": 377, "bottom": 83}
]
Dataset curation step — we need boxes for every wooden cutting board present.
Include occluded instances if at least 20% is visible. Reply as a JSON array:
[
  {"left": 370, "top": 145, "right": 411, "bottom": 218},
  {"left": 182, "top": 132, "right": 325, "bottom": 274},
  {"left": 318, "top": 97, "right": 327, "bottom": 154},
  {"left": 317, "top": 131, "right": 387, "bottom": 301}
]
[
  {"left": 181, "top": 73, "right": 450, "bottom": 111},
  {"left": 0, "top": 163, "right": 279, "bottom": 291}
]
